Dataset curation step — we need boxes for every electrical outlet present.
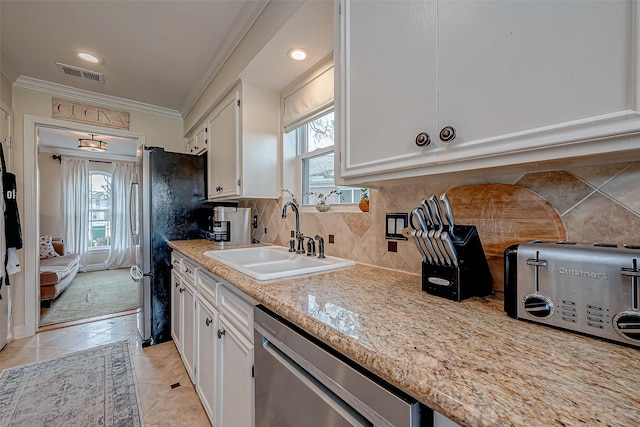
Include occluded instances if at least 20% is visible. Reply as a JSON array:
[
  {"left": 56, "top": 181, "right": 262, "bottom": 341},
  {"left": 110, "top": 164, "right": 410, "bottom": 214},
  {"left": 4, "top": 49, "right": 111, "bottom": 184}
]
[
  {"left": 388, "top": 241, "right": 398, "bottom": 252},
  {"left": 264, "top": 228, "right": 267, "bottom": 234},
  {"left": 328, "top": 234, "right": 335, "bottom": 244}
]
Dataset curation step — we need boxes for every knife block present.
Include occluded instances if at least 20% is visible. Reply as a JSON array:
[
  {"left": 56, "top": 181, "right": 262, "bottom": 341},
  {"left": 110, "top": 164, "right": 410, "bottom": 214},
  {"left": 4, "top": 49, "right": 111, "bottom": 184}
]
[{"left": 421, "top": 225, "right": 493, "bottom": 301}]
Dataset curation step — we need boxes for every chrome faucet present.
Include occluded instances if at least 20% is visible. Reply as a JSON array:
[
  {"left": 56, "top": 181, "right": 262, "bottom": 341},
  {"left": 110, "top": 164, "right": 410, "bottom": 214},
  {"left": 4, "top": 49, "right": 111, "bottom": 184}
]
[
  {"left": 314, "top": 235, "right": 325, "bottom": 259},
  {"left": 282, "top": 201, "right": 305, "bottom": 254}
]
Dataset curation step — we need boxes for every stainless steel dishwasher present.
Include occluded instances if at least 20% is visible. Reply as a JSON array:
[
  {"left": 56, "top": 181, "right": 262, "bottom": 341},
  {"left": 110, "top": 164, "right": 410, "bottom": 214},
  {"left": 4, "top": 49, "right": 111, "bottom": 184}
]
[{"left": 253, "top": 306, "right": 429, "bottom": 427}]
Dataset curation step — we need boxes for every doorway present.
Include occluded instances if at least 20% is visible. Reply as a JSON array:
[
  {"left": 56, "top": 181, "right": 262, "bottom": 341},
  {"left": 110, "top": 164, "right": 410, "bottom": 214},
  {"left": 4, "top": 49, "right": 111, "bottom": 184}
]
[{"left": 27, "top": 117, "right": 143, "bottom": 330}]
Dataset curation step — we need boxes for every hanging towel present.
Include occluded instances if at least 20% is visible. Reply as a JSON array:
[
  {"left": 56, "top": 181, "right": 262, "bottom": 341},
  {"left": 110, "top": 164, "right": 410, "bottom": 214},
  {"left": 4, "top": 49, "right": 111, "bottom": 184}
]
[
  {"left": 0, "top": 143, "right": 22, "bottom": 298},
  {"left": 0, "top": 144, "right": 22, "bottom": 250},
  {"left": 6, "top": 248, "right": 20, "bottom": 275}
]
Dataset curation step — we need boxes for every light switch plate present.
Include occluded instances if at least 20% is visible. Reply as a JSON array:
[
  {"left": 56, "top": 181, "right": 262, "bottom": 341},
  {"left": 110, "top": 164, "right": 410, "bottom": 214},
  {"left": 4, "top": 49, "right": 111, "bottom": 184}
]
[{"left": 385, "top": 213, "right": 408, "bottom": 240}]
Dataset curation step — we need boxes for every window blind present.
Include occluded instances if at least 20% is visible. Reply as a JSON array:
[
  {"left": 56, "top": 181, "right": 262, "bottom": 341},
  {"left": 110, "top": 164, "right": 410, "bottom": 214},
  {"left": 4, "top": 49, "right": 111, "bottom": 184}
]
[{"left": 283, "top": 66, "right": 334, "bottom": 133}]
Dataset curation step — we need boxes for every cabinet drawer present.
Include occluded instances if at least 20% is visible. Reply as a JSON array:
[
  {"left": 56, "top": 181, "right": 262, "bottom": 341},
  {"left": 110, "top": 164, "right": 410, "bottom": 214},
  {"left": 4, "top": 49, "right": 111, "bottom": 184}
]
[
  {"left": 181, "top": 259, "right": 197, "bottom": 284},
  {"left": 171, "top": 251, "right": 184, "bottom": 270},
  {"left": 219, "top": 285, "right": 254, "bottom": 342},
  {"left": 196, "top": 269, "right": 221, "bottom": 306}
]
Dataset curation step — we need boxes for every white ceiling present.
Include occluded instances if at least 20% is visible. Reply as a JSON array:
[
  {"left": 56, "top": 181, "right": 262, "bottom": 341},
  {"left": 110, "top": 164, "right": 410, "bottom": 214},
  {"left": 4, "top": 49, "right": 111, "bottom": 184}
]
[
  {"left": 2, "top": 1, "right": 334, "bottom": 158},
  {"left": 1, "top": 0, "right": 268, "bottom": 114}
]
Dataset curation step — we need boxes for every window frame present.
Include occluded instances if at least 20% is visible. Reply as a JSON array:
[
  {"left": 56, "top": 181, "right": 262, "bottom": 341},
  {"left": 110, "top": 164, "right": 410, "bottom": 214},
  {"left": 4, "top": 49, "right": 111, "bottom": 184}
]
[{"left": 88, "top": 171, "right": 112, "bottom": 250}]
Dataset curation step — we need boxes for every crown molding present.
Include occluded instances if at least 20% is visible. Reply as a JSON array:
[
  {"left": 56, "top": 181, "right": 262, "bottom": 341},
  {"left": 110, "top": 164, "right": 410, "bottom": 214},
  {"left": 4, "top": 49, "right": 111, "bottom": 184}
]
[
  {"left": 180, "top": 0, "right": 269, "bottom": 118},
  {"left": 14, "top": 76, "right": 183, "bottom": 120}
]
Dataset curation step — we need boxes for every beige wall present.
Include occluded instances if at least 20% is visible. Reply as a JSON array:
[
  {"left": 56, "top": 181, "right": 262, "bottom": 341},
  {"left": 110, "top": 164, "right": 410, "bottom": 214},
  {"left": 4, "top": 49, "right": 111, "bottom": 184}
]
[
  {"left": 38, "top": 152, "right": 62, "bottom": 237},
  {"left": 243, "top": 159, "right": 640, "bottom": 293},
  {"left": 1, "top": 73, "right": 11, "bottom": 108},
  {"left": 12, "top": 84, "right": 185, "bottom": 335}
]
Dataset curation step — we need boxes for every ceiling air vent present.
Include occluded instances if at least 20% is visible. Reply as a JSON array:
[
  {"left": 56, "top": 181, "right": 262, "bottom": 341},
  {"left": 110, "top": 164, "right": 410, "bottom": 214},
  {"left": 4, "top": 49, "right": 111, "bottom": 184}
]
[{"left": 56, "top": 62, "right": 104, "bottom": 83}]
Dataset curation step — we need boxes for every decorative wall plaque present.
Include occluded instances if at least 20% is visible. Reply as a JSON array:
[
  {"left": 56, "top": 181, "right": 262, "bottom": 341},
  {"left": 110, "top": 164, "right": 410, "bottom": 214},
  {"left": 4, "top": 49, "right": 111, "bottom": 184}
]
[{"left": 52, "top": 98, "right": 130, "bottom": 130}]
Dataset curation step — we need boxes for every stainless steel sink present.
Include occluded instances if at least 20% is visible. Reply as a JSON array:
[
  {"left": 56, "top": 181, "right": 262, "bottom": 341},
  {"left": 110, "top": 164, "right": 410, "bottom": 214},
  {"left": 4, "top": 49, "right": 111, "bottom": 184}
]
[{"left": 204, "top": 246, "right": 355, "bottom": 280}]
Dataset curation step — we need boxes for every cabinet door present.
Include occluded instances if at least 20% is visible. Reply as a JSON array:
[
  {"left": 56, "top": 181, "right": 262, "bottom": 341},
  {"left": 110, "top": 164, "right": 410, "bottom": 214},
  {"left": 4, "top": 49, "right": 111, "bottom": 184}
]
[
  {"left": 337, "top": 0, "right": 437, "bottom": 180},
  {"left": 217, "top": 315, "right": 254, "bottom": 427},
  {"left": 208, "top": 91, "right": 240, "bottom": 200},
  {"left": 170, "top": 272, "right": 182, "bottom": 352},
  {"left": 437, "top": 0, "right": 638, "bottom": 164},
  {"left": 182, "top": 282, "right": 196, "bottom": 383},
  {"left": 196, "top": 295, "right": 218, "bottom": 424},
  {"left": 193, "top": 125, "right": 207, "bottom": 155}
]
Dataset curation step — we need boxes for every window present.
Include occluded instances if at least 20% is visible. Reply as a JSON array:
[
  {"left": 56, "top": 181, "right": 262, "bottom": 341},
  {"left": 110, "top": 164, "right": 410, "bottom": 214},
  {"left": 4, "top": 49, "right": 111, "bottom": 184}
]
[
  {"left": 289, "top": 111, "right": 363, "bottom": 205},
  {"left": 89, "top": 172, "right": 111, "bottom": 247}
]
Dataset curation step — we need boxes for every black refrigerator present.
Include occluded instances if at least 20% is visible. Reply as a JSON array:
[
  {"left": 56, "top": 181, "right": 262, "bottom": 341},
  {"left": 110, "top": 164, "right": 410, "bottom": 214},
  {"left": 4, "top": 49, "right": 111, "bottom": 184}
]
[{"left": 130, "top": 146, "right": 206, "bottom": 346}]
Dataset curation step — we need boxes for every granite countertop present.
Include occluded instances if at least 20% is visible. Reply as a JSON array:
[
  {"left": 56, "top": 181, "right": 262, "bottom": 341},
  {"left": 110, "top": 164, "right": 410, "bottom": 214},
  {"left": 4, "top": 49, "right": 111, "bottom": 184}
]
[{"left": 168, "top": 239, "right": 640, "bottom": 427}]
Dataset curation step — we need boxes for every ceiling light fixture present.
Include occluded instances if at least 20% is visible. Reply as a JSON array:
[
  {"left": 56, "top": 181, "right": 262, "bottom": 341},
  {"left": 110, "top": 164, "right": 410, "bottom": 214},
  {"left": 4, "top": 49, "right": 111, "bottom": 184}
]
[
  {"left": 78, "top": 134, "right": 108, "bottom": 152},
  {"left": 288, "top": 48, "right": 308, "bottom": 61},
  {"left": 77, "top": 52, "right": 102, "bottom": 64}
]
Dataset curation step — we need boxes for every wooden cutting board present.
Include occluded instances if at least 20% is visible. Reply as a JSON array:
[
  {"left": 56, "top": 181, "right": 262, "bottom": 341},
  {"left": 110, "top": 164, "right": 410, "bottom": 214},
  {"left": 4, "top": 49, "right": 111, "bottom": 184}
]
[{"left": 447, "top": 184, "right": 567, "bottom": 291}]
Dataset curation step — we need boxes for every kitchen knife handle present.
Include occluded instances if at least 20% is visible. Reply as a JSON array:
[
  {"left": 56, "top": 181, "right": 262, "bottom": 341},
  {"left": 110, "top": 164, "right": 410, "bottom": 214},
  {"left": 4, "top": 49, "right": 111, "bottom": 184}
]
[
  {"left": 440, "top": 193, "right": 455, "bottom": 233},
  {"left": 441, "top": 232, "right": 459, "bottom": 267},
  {"left": 419, "top": 199, "right": 435, "bottom": 228},
  {"left": 411, "top": 207, "right": 429, "bottom": 232},
  {"left": 428, "top": 195, "right": 444, "bottom": 232}
]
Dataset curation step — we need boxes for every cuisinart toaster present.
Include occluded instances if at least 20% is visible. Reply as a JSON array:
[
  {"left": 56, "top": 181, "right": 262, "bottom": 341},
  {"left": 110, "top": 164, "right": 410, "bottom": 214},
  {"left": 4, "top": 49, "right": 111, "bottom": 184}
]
[{"left": 505, "top": 240, "right": 640, "bottom": 348}]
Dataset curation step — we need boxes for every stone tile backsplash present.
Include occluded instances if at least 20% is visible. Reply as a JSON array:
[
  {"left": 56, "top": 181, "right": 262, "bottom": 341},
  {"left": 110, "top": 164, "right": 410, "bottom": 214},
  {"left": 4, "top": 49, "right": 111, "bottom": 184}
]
[{"left": 241, "top": 161, "right": 640, "bottom": 291}]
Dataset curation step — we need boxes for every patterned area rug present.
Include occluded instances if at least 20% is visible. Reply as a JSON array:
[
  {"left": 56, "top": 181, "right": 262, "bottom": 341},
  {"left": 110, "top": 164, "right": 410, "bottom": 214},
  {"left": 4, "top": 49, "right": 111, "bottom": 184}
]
[
  {"left": 40, "top": 268, "right": 141, "bottom": 325},
  {"left": 0, "top": 340, "right": 143, "bottom": 426}
]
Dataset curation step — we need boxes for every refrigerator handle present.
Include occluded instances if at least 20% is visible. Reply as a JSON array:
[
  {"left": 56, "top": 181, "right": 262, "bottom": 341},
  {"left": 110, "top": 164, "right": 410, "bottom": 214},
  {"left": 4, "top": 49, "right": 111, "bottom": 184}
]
[
  {"left": 130, "top": 265, "right": 144, "bottom": 282},
  {"left": 130, "top": 181, "right": 139, "bottom": 237}
]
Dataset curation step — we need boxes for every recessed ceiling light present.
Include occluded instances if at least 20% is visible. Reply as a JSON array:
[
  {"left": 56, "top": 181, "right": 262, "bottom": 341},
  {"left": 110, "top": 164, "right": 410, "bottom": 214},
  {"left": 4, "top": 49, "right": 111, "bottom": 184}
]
[
  {"left": 288, "top": 48, "right": 308, "bottom": 61},
  {"left": 77, "top": 52, "right": 102, "bottom": 64}
]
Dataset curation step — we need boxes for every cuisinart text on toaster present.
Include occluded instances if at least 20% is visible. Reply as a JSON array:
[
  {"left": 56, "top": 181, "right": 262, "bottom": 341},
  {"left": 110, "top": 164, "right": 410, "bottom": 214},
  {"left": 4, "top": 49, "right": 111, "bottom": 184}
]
[{"left": 557, "top": 267, "right": 608, "bottom": 280}]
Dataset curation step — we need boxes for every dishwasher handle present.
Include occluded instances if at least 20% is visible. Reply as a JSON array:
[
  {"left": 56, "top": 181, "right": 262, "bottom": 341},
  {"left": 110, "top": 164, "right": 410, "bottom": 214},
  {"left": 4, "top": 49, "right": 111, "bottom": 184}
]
[{"left": 261, "top": 338, "right": 372, "bottom": 427}]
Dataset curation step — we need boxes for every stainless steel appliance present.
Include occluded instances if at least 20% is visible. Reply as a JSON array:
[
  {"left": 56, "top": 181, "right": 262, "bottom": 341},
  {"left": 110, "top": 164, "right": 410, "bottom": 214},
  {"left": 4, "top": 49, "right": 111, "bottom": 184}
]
[
  {"left": 505, "top": 240, "right": 640, "bottom": 348},
  {"left": 254, "top": 306, "right": 428, "bottom": 427},
  {"left": 206, "top": 206, "right": 251, "bottom": 246},
  {"left": 130, "top": 146, "right": 206, "bottom": 346}
]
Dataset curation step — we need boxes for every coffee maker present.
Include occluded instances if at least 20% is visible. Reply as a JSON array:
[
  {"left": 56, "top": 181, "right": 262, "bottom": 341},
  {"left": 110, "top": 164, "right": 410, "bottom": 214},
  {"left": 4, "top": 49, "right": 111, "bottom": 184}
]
[{"left": 205, "top": 206, "right": 252, "bottom": 246}]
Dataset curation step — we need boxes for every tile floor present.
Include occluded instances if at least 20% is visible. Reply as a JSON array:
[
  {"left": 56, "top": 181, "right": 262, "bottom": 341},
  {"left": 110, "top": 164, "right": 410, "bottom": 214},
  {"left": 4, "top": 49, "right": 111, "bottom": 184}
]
[{"left": 0, "top": 313, "right": 211, "bottom": 427}]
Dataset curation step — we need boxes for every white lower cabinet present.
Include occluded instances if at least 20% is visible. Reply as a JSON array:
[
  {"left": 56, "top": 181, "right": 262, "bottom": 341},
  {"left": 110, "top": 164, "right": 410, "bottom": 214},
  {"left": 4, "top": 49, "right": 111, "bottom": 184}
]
[
  {"left": 217, "top": 314, "right": 254, "bottom": 427},
  {"left": 196, "top": 293, "right": 219, "bottom": 424},
  {"left": 172, "top": 262, "right": 255, "bottom": 427},
  {"left": 171, "top": 267, "right": 196, "bottom": 384},
  {"left": 181, "top": 280, "right": 196, "bottom": 383},
  {"left": 170, "top": 271, "right": 182, "bottom": 353}
]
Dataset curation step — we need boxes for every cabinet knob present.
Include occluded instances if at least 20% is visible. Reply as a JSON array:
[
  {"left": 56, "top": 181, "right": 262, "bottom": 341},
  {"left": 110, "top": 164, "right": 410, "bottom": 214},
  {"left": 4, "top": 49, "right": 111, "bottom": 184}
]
[
  {"left": 415, "top": 132, "right": 431, "bottom": 147},
  {"left": 205, "top": 318, "right": 212, "bottom": 327},
  {"left": 439, "top": 126, "right": 456, "bottom": 142},
  {"left": 217, "top": 328, "right": 226, "bottom": 339},
  {"left": 179, "top": 287, "right": 185, "bottom": 293},
  {"left": 216, "top": 186, "right": 223, "bottom": 192}
]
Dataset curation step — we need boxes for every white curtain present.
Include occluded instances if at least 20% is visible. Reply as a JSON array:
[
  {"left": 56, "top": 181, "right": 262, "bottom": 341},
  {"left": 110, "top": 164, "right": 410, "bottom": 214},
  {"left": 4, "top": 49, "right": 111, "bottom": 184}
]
[
  {"left": 104, "top": 161, "right": 135, "bottom": 269},
  {"left": 61, "top": 157, "right": 89, "bottom": 270}
]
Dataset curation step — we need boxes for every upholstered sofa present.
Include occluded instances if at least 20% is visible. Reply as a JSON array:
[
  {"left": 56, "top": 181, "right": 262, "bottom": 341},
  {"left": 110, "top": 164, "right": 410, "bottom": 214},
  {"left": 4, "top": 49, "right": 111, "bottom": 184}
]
[{"left": 40, "top": 241, "right": 80, "bottom": 304}]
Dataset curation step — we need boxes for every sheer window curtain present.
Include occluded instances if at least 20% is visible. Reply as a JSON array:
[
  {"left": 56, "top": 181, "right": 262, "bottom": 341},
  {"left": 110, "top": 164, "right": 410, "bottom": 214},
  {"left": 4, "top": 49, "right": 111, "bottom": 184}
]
[
  {"left": 61, "top": 157, "right": 89, "bottom": 270},
  {"left": 104, "top": 161, "right": 135, "bottom": 269}
]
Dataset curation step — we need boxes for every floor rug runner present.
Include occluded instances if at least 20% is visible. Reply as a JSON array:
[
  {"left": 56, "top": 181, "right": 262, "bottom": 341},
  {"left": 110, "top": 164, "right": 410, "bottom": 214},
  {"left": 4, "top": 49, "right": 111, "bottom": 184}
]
[
  {"left": 41, "top": 268, "right": 141, "bottom": 325},
  {"left": 0, "top": 340, "right": 143, "bottom": 426}
]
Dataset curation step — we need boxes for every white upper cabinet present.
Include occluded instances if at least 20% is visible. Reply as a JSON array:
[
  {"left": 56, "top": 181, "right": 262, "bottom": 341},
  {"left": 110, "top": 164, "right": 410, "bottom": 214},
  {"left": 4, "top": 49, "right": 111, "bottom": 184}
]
[
  {"left": 337, "top": 0, "right": 437, "bottom": 178},
  {"left": 186, "top": 122, "right": 208, "bottom": 156},
  {"left": 335, "top": 0, "right": 640, "bottom": 185},
  {"left": 207, "top": 80, "right": 280, "bottom": 200}
]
